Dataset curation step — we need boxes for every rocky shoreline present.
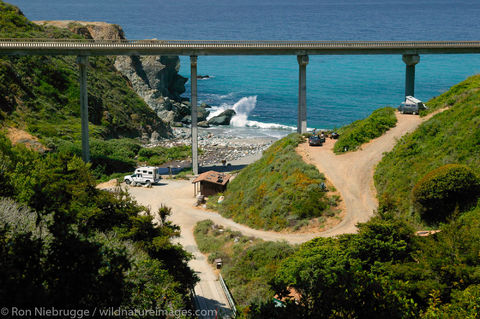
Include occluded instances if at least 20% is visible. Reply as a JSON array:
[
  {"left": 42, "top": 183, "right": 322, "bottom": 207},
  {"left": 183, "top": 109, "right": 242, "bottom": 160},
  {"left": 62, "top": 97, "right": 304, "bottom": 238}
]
[
  {"left": 35, "top": 20, "right": 241, "bottom": 143},
  {"left": 147, "top": 127, "right": 277, "bottom": 167}
]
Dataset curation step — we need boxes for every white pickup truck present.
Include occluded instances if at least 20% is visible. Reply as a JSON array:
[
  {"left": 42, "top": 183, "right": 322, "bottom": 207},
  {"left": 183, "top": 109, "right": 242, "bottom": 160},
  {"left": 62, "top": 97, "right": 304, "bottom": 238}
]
[{"left": 124, "top": 166, "right": 161, "bottom": 187}]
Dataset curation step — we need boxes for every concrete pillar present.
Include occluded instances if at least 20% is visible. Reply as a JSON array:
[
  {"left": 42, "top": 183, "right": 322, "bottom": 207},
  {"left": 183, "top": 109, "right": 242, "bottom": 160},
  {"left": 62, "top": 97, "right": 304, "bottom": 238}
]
[
  {"left": 190, "top": 55, "right": 199, "bottom": 176},
  {"left": 402, "top": 54, "right": 420, "bottom": 98},
  {"left": 297, "top": 55, "right": 309, "bottom": 134},
  {"left": 77, "top": 56, "right": 90, "bottom": 163}
]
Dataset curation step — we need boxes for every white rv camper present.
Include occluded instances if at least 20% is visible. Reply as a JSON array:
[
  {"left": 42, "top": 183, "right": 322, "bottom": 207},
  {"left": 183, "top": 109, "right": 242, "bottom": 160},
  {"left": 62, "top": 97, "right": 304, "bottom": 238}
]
[
  {"left": 124, "top": 166, "right": 161, "bottom": 186},
  {"left": 398, "top": 96, "right": 427, "bottom": 115}
]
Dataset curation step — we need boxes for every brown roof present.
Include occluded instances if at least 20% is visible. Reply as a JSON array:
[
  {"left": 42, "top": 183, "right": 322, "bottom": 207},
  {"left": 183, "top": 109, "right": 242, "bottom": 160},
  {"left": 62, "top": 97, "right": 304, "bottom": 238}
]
[{"left": 192, "top": 171, "right": 231, "bottom": 186}]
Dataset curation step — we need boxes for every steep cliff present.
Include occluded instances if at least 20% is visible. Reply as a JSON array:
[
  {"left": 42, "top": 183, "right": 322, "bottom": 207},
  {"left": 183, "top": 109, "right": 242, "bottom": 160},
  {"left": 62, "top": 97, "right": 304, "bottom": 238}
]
[
  {"left": 0, "top": 4, "right": 172, "bottom": 143},
  {"left": 35, "top": 20, "right": 191, "bottom": 125}
]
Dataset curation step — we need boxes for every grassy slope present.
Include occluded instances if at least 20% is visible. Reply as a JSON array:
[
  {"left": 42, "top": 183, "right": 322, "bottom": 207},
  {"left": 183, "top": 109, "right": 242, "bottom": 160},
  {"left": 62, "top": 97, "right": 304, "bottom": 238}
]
[
  {"left": 0, "top": 1, "right": 170, "bottom": 143},
  {"left": 193, "top": 220, "right": 295, "bottom": 307},
  {"left": 334, "top": 107, "right": 397, "bottom": 153},
  {"left": 212, "top": 133, "right": 339, "bottom": 231},
  {"left": 421, "top": 74, "right": 480, "bottom": 115},
  {"left": 374, "top": 74, "right": 480, "bottom": 224}
]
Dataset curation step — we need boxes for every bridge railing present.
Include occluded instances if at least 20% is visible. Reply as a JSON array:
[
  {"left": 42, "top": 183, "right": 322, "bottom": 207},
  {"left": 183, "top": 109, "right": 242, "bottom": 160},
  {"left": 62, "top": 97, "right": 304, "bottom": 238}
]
[
  {"left": 1, "top": 39, "right": 480, "bottom": 49},
  {"left": 219, "top": 274, "right": 237, "bottom": 317}
]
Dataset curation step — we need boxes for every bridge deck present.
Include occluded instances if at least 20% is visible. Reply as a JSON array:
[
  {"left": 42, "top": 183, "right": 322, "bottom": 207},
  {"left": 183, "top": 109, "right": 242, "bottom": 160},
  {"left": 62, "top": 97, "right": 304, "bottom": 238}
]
[{"left": 1, "top": 39, "right": 480, "bottom": 56}]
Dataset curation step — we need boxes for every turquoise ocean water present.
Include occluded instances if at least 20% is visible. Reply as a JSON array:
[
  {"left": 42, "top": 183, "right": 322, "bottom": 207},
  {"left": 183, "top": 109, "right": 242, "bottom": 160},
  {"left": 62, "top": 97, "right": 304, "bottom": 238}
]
[{"left": 9, "top": 0, "right": 480, "bottom": 135}]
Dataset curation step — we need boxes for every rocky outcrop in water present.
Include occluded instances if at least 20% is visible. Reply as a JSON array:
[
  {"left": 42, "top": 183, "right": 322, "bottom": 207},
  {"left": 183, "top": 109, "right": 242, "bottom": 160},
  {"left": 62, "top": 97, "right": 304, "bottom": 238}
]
[{"left": 208, "top": 109, "right": 236, "bottom": 125}]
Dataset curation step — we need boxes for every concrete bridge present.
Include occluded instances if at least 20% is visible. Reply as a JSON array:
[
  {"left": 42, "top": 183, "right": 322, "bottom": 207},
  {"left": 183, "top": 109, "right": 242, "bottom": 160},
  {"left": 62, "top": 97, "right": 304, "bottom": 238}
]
[{"left": 2, "top": 39, "right": 480, "bottom": 174}]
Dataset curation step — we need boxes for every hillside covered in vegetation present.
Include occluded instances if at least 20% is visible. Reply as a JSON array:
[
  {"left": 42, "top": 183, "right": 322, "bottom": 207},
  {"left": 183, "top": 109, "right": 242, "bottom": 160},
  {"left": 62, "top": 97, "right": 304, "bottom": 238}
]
[
  {"left": 210, "top": 133, "right": 340, "bottom": 231},
  {"left": 334, "top": 106, "right": 397, "bottom": 153},
  {"left": 192, "top": 76, "right": 480, "bottom": 319},
  {"left": 0, "top": 1, "right": 197, "bottom": 180},
  {"left": 0, "top": 134, "right": 197, "bottom": 312},
  {"left": 194, "top": 220, "right": 295, "bottom": 308},
  {"left": 0, "top": 1, "right": 171, "bottom": 145},
  {"left": 375, "top": 74, "right": 480, "bottom": 225}
]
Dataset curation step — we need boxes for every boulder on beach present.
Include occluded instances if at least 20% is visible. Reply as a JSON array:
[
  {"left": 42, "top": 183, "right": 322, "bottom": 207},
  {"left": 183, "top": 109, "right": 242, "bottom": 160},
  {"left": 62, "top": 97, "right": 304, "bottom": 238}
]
[
  {"left": 181, "top": 115, "right": 191, "bottom": 125},
  {"left": 198, "top": 121, "right": 210, "bottom": 128},
  {"left": 208, "top": 109, "right": 236, "bottom": 126},
  {"left": 179, "top": 106, "right": 210, "bottom": 125},
  {"left": 197, "top": 107, "right": 210, "bottom": 122}
]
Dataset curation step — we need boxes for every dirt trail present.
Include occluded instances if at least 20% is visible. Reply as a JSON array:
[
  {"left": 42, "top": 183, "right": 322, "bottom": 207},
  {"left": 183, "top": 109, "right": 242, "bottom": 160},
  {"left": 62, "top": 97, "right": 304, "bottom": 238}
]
[
  {"left": 129, "top": 112, "right": 442, "bottom": 245},
  {"left": 126, "top": 110, "right": 443, "bottom": 316},
  {"left": 297, "top": 111, "right": 441, "bottom": 236}
]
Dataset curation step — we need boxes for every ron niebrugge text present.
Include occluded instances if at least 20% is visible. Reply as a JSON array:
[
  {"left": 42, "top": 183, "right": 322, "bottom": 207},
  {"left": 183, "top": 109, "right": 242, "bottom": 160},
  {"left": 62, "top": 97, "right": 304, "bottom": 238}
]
[{"left": 2, "top": 307, "right": 217, "bottom": 318}]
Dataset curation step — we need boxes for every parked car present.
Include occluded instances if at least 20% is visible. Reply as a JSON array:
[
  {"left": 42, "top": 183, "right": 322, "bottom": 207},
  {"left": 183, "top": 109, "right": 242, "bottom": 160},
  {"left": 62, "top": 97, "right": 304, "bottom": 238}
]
[
  {"left": 330, "top": 132, "right": 340, "bottom": 139},
  {"left": 124, "top": 166, "right": 161, "bottom": 186},
  {"left": 398, "top": 96, "right": 427, "bottom": 115},
  {"left": 309, "top": 135, "right": 324, "bottom": 146}
]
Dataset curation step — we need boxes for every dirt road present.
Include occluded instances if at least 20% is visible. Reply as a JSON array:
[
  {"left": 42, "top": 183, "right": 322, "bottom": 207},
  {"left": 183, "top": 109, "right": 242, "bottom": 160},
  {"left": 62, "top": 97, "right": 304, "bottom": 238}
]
[
  {"left": 126, "top": 110, "right": 442, "bottom": 316},
  {"left": 297, "top": 111, "right": 438, "bottom": 236}
]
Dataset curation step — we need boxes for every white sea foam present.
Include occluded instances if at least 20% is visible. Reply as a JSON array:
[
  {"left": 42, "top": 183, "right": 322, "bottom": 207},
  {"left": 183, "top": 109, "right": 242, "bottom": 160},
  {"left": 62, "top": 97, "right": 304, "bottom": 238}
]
[
  {"left": 206, "top": 96, "right": 296, "bottom": 131},
  {"left": 198, "top": 75, "right": 215, "bottom": 80}
]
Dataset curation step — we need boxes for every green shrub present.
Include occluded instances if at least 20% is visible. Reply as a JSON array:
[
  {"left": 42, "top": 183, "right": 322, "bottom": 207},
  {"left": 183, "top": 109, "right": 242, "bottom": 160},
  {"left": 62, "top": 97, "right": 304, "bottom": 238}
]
[
  {"left": 193, "top": 220, "right": 295, "bottom": 306},
  {"left": 413, "top": 164, "right": 480, "bottom": 222},
  {"left": 138, "top": 145, "right": 192, "bottom": 166},
  {"left": 50, "top": 138, "right": 192, "bottom": 180},
  {"left": 0, "top": 132, "right": 197, "bottom": 309},
  {"left": 217, "top": 133, "right": 338, "bottom": 230},
  {"left": 334, "top": 107, "right": 397, "bottom": 153},
  {"left": 54, "top": 139, "right": 138, "bottom": 179},
  {"left": 375, "top": 74, "right": 480, "bottom": 224}
]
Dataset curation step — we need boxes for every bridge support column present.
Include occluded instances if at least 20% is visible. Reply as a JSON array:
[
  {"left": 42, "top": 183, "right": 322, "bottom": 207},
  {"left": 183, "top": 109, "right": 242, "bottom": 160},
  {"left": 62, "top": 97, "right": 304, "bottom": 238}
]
[
  {"left": 77, "top": 56, "right": 90, "bottom": 163},
  {"left": 190, "top": 55, "right": 199, "bottom": 176},
  {"left": 297, "top": 55, "right": 309, "bottom": 134},
  {"left": 402, "top": 54, "right": 420, "bottom": 98}
]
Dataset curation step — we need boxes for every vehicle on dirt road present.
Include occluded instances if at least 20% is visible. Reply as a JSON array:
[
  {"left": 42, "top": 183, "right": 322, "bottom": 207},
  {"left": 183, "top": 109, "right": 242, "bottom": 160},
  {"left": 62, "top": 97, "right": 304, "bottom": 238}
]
[
  {"left": 309, "top": 135, "right": 324, "bottom": 146},
  {"left": 398, "top": 96, "right": 427, "bottom": 115},
  {"left": 124, "top": 166, "right": 161, "bottom": 187}
]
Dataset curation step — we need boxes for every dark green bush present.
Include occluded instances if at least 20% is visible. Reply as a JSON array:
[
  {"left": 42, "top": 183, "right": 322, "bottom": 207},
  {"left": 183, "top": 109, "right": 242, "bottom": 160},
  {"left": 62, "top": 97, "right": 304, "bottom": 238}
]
[
  {"left": 0, "top": 133, "right": 196, "bottom": 309},
  {"left": 334, "top": 107, "right": 397, "bottom": 153},
  {"left": 137, "top": 145, "right": 191, "bottom": 166},
  {"left": 54, "top": 139, "right": 138, "bottom": 178},
  {"left": 193, "top": 220, "right": 295, "bottom": 306},
  {"left": 51, "top": 138, "right": 192, "bottom": 180},
  {"left": 375, "top": 75, "right": 480, "bottom": 223},
  {"left": 412, "top": 164, "right": 480, "bottom": 222}
]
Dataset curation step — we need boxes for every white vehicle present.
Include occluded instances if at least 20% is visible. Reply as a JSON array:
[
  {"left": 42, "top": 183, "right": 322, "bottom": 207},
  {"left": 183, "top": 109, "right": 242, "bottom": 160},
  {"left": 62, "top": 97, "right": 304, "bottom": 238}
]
[
  {"left": 124, "top": 166, "right": 161, "bottom": 187},
  {"left": 398, "top": 96, "right": 427, "bottom": 115}
]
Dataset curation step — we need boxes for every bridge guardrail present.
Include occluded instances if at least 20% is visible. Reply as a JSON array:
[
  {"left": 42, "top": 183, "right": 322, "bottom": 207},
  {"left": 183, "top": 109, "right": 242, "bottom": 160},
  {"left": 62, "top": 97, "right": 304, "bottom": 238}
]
[
  {"left": 219, "top": 274, "right": 237, "bottom": 318},
  {"left": 1, "top": 39, "right": 480, "bottom": 49}
]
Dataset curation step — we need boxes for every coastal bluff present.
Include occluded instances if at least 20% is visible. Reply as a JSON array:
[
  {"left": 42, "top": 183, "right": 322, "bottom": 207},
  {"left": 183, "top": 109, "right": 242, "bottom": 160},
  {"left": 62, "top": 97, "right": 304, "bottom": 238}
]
[{"left": 35, "top": 20, "right": 192, "bottom": 128}]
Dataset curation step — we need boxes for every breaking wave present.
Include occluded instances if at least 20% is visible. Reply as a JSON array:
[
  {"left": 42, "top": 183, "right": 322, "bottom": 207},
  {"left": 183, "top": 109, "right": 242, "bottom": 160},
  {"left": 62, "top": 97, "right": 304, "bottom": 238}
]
[{"left": 206, "top": 96, "right": 296, "bottom": 130}]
